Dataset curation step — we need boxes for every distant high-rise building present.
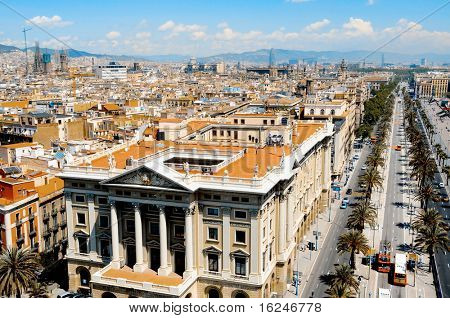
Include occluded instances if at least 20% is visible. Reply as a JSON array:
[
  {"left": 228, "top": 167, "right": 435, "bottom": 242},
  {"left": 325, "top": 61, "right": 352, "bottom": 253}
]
[
  {"left": 420, "top": 58, "right": 427, "bottom": 67},
  {"left": 269, "top": 48, "right": 275, "bottom": 67},
  {"left": 42, "top": 53, "right": 51, "bottom": 74},
  {"left": 60, "top": 49, "right": 69, "bottom": 72},
  {"left": 33, "top": 41, "right": 43, "bottom": 73}
]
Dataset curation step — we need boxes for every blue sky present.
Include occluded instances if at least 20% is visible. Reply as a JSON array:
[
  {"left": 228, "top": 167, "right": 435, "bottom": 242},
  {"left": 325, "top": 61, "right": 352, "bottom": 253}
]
[{"left": 0, "top": 0, "right": 449, "bottom": 56}]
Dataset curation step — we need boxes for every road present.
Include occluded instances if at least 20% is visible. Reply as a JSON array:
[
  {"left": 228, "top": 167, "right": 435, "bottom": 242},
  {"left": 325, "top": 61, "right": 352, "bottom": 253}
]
[
  {"left": 376, "top": 92, "right": 408, "bottom": 298},
  {"left": 415, "top": 100, "right": 450, "bottom": 298},
  {"left": 300, "top": 145, "right": 370, "bottom": 297}
]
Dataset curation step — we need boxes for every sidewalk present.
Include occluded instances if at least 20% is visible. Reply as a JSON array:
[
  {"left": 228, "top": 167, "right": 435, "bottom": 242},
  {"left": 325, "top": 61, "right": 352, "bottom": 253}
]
[{"left": 284, "top": 148, "right": 362, "bottom": 298}]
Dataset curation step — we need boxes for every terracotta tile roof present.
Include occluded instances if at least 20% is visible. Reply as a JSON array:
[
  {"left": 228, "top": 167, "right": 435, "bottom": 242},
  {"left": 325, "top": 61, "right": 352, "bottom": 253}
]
[
  {"left": 0, "top": 142, "right": 39, "bottom": 149},
  {"left": 0, "top": 100, "right": 29, "bottom": 108},
  {"left": 186, "top": 121, "right": 212, "bottom": 134},
  {"left": 103, "top": 103, "right": 121, "bottom": 111},
  {"left": 103, "top": 268, "right": 183, "bottom": 286},
  {"left": 36, "top": 178, "right": 64, "bottom": 197},
  {"left": 292, "top": 123, "right": 324, "bottom": 145}
]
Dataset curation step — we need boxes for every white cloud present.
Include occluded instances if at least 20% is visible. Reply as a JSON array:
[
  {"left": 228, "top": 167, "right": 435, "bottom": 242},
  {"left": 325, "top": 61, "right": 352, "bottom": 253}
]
[
  {"left": 27, "top": 15, "right": 73, "bottom": 28},
  {"left": 367, "top": 0, "right": 375, "bottom": 5},
  {"left": 215, "top": 27, "right": 262, "bottom": 41},
  {"left": 342, "top": 17, "right": 374, "bottom": 37},
  {"left": 158, "top": 20, "right": 176, "bottom": 31},
  {"left": 305, "top": 19, "right": 330, "bottom": 32},
  {"left": 217, "top": 22, "right": 228, "bottom": 29},
  {"left": 137, "top": 19, "right": 149, "bottom": 28},
  {"left": 191, "top": 31, "right": 207, "bottom": 40},
  {"left": 106, "top": 31, "right": 121, "bottom": 40},
  {"left": 42, "top": 35, "right": 78, "bottom": 48},
  {"left": 136, "top": 32, "right": 151, "bottom": 39}
]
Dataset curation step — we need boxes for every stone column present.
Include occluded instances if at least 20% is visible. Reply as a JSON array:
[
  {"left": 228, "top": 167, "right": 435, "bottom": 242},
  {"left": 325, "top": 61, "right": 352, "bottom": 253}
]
[
  {"left": 87, "top": 194, "right": 97, "bottom": 257},
  {"left": 286, "top": 189, "right": 293, "bottom": 245},
  {"left": 110, "top": 200, "right": 120, "bottom": 269},
  {"left": 278, "top": 195, "right": 287, "bottom": 253},
  {"left": 65, "top": 192, "right": 75, "bottom": 255},
  {"left": 222, "top": 207, "right": 231, "bottom": 278},
  {"left": 183, "top": 206, "right": 194, "bottom": 278},
  {"left": 250, "top": 209, "right": 259, "bottom": 275},
  {"left": 158, "top": 205, "right": 170, "bottom": 276},
  {"left": 133, "top": 202, "right": 145, "bottom": 272}
]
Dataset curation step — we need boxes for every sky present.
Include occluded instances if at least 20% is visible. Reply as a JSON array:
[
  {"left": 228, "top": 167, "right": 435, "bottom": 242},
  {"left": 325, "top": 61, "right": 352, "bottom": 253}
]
[{"left": 0, "top": 0, "right": 449, "bottom": 56}]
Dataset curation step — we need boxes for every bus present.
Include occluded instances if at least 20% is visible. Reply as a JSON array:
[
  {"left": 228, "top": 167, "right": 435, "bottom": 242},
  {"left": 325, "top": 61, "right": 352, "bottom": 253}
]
[
  {"left": 393, "top": 253, "right": 407, "bottom": 286},
  {"left": 377, "top": 241, "right": 391, "bottom": 273}
]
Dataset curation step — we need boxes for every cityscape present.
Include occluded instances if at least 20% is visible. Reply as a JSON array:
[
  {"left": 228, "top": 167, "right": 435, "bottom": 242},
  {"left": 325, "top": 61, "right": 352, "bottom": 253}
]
[{"left": 0, "top": 0, "right": 449, "bottom": 301}]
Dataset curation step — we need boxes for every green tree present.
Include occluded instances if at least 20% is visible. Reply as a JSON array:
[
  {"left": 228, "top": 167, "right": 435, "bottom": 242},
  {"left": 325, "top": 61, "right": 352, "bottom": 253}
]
[
  {"left": 415, "top": 225, "right": 449, "bottom": 272},
  {"left": 347, "top": 201, "right": 377, "bottom": 232},
  {"left": 337, "top": 231, "right": 370, "bottom": 270},
  {"left": 0, "top": 248, "right": 41, "bottom": 298}
]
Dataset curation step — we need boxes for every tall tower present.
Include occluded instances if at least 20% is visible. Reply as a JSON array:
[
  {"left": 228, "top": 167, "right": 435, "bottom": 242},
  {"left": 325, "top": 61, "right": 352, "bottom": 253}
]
[
  {"left": 269, "top": 48, "right": 275, "bottom": 67},
  {"left": 33, "top": 41, "right": 43, "bottom": 73},
  {"left": 42, "top": 52, "right": 51, "bottom": 74},
  {"left": 338, "top": 59, "right": 347, "bottom": 81},
  {"left": 60, "top": 49, "right": 68, "bottom": 72}
]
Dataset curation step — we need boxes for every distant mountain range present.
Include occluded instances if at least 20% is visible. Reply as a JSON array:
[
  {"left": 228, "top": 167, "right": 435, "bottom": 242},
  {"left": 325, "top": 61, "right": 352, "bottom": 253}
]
[{"left": 1, "top": 43, "right": 449, "bottom": 65}]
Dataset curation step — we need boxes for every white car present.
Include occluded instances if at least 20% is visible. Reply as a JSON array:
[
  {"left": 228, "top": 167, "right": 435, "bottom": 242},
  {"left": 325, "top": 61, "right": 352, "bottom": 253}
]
[
  {"left": 439, "top": 182, "right": 445, "bottom": 189},
  {"left": 361, "top": 164, "right": 367, "bottom": 170}
]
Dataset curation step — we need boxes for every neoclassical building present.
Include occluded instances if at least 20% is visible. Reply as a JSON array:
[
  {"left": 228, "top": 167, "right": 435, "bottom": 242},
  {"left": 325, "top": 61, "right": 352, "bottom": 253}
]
[{"left": 60, "top": 120, "right": 333, "bottom": 298}]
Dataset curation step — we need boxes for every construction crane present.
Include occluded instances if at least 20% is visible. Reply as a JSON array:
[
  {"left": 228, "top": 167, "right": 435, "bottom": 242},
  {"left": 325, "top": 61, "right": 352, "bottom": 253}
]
[{"left": 69, "top": 71, "right": 94, "bottom": 98}]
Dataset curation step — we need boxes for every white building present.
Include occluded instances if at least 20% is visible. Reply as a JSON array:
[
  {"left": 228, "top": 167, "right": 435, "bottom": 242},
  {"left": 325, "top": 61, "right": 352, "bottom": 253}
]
[{"left": 93, "top": 62, "right": 127, "bottom": 80}]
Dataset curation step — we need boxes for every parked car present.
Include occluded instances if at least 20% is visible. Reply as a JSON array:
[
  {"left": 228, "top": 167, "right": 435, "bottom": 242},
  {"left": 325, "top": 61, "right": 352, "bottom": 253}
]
[
  {"left": 439, "top": 182, "right": 445, "bottom": 189},
  {"left": 340, "top": 202, "right": 348, "bottom": 209},
  {"left": 353, "top": 154, "right": 360, "bottom": 160},
  {"left": 361, "top": 165, "right": 367, "bottom": 170},
  {"left": 342, "top": 197, "right": 350, "bottom": 204},
  {"left": 346, "top": 188, "right": 353, "bottom": 195},
  {"left": 442, "top": 194, "right": 449, "bottom": 203}
]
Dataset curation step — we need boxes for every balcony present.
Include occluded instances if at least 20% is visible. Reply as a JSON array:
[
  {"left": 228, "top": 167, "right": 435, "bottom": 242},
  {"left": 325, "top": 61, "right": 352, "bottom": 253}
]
[
  {"left": 29, "top": 229, "right": 37, "bottom": 237},
  {"left": 51, "top": 209, "right": 58, "bottom": 216},
  {"left": 31, "top": 243, "right": 39, "bottom": 253},
  {"left": 52, "top": 225, "right": 59, "bottom": 232},
  {"left": 60, "top": 206, "right": 66, "bottom": 213},
  {"left": 17, "top": 235, "right": 25, "bottom": 244},
  {"left": 60, "top": 220, "right": 67, "bottom": 228},
  {"left": 29, "top": 214, "right": 35, "bottom": 221},
  {"left": 91, "top": 264, "right": 197, "bottom": 297},
  {"left": 43, "top": 213, "right": 50, "bottom": 221},
  {"left": 43, "top": 229, "right": 51, "bottom": 237}
]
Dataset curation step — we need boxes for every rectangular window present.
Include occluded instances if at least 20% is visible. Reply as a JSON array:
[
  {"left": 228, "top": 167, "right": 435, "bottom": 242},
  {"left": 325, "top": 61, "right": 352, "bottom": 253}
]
[
  {"left": 116, "top": 190, "right": 123, "bottom": 196},
  {"left": 203, "top": 193, "right": 212, "bottom": 199},
  {"left": 208, "top": 227, "right": 218, "bottom": 241},
  {"left": 235, "top": 230, "right": 246, "bottom": 244},
  {"left": 174, "top": 195, "right": 182, "bottom": 201},
  {"left": 235, "top": 257, "right": 246, "bottom": 276},
  {"left": 241, "top": 197, "right": 249, "bottom": 203},
  {"left": 212, "top": 130, "right": 217, "bottom": 136},
  {"left": 100, "top": 239, "right": 110, "bottom": 257},
  {"left": 232, "top": 196, "right": 239, "bottom": 202},
  {"left": 234, "top": 119, "right": 238, "bottom": 124},
  {"left": 240, "top": 119, "right": 245, "bottom": 124},
  {"left": 78, "top": 237, "right": 88, "bottom": 254},
  {"left": 207, "top": 207, "right": 219, "bottom": 216},
  {"left": 126, "top": 219, "right": 135, "bottom": 232},
  {"left": 98, "top": 197, "right": 108, "bottom": 205},
  {"left": 124, "top": 191, "right": 131, "bottom": 196},
  {"left": 174, "top": 225, "right": 184, "bottom": 238},
  {"left": 213, "top": 195, "right": 221, "bottom": 200},
  {"left": 77, "top": 213, "right": 86, "bottom": 225},
  {"left": 165, "top": 194, "right": 173, "bottom": 200},
  {"left": 271, "top": 120, "right": 275, "bottom": 125},
  {"left": 263, "top": 226, "right": 266, "bottom": 238},
  {"left": 208, "top": 254, "right": 219, "bottom": 272},
  {"left": 234, "top": 131, "right": 238, "bottom": 139},
  {"left": 263, "top": 120, "right": 267, "bottom": 125},
  {"left": 149, "top": 222, "right": 160, "bottom": 235},
  {"left": 75, "top": 195, "right": 85, "bottom": 203},
  {"left": 234, "top": 210, "right": 247, "bottom": 219},
  {"left": 99, "top": 215, "right": 109, "bottom": 228},
  {"left": 28, "top": 207, "right": 33, "bottom": 215}
]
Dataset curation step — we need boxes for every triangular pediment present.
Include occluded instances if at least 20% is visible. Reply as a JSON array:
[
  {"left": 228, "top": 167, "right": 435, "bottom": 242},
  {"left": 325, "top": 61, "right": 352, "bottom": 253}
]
[
  {"left": 203, "top": 246, "right": 222, "bottom": 254},
  {"left": 230, "top": 248, "right": 250, "bottom": 257},
  {"left": 100, "top": 165, "right": 190, "bottom": 192}
]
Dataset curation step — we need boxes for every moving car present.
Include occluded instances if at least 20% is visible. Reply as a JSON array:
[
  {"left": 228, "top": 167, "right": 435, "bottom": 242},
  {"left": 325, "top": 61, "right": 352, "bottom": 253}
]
[
  {"left": 361, "top": 164, "right": 367, "bottom": 170},
  {"left": 394, "top": 145, "right": 401, "bottom": 151},
  {"left": 340, "top": 202, "right": 348, "bottom": 209}
]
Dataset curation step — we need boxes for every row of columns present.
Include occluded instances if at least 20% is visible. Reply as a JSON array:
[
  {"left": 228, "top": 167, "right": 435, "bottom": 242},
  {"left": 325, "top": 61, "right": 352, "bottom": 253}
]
[
  {"left": 278, "top": 188, "right": 293, "bottom": 255},
  {"left": 110, "top": 201, "right": 194, "bottom": 277}
]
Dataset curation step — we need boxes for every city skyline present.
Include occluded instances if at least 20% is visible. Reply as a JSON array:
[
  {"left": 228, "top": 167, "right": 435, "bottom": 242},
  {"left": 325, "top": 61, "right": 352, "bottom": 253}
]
[{"left": 0, "top": 0, "right": 449, "bottom": 56}]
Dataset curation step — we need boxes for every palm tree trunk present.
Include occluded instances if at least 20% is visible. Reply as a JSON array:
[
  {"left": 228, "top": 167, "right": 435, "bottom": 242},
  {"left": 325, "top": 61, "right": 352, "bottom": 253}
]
[
  {"left": 428, "top": 247, "right": 434, "bottom": 273},
  {"left": 424, "top": 199, "right": 428, "bottom": 212},
  {"left": 350, "top": 249, "right": 356, "bottom": 270}
]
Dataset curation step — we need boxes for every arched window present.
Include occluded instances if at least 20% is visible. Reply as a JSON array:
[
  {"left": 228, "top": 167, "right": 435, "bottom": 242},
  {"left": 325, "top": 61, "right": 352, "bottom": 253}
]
[
  {"left": 76, "top": 266, "right": 91, "bottom": 287},
  {"left": 331, "top": 109, "right": 335, "bottom": 115},
  {"left": 101, "top": 292, "right": 116, "bottom": 298},
  {"left": 309, "top": 109, "right": 314, "bottom": 115},
  {"left": 320, "top": 109, "right": 325, "bottom": 115},
  {"left": 206, "top": 287, "right": 221, "bottom": 298},
  {"left": 232, "top": 290, "right": 249, "bottom": 298}
]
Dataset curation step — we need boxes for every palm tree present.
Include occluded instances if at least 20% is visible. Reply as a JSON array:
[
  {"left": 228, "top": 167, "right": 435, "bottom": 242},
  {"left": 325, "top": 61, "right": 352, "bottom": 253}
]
[
  {"left": 27, "top": 282, "right": 48, "bottom": 298},
  {"left": 412, "top": 208, "right": 448, "bottom": 233},
  {"left": 415, "top": 225, "right": 449, "bottom": 272},
  {"left": 347, "top": 201, "right": 377, "bottom": 232},
  {"left": 325, "top": 283, "right": 355, "bottom": 298},
  {"left": 359, "top": 168, "right": 383, "bottom": 202},
  {"left": 337, "top": 231, "right": 370, "bottom": 269},
  {"left": 410, "top": 156, "right": 437, "bottom": 189},
  {"left": 0, "top": 248, "right": 41, "bottom": 298},
  {"left": 443, "top": 166, "right": 450, "bottom": 186},
  {"left": 366, "top": 153, "right": 385, "bottom": 171},
  {"left": 413, "top": 183, "right": 436, "bottom": 212}
]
